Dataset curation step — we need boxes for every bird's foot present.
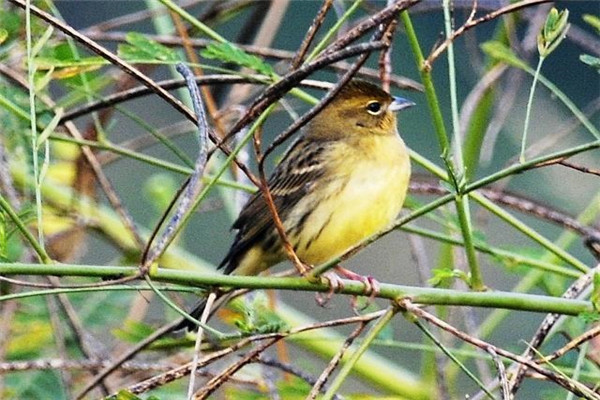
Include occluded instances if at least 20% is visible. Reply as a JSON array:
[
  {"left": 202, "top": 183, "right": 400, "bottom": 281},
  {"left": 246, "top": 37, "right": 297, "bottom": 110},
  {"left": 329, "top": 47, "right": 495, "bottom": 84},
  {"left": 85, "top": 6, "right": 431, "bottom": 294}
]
[
  {"left": 334, "top": 266, "right": 380, "bottom": 313},
  {"left": 315, "top": 271, "right": 344, "bottom": 308}
]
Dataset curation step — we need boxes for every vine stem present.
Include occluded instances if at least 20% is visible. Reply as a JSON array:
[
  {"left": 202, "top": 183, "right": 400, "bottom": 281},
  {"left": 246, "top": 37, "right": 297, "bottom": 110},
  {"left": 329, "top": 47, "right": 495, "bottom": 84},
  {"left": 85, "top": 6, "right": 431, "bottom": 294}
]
[{"left": 521, "top": 56, "right": 545, "bottom": 163}]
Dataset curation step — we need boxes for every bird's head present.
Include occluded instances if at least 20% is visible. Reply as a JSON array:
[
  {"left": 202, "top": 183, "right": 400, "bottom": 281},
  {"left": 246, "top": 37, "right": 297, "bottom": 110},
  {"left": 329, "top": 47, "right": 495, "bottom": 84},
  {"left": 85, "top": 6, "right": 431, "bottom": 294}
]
[{"left": 306, "top": 79, "right": 414, "bottom": 140}]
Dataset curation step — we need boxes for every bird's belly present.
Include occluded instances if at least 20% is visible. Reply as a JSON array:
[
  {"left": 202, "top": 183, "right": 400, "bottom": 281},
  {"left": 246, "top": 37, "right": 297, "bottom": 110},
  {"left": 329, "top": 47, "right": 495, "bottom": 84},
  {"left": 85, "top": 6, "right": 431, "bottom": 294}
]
[{"left": 292, "top": 156, "right": 410, "bottom": 266}]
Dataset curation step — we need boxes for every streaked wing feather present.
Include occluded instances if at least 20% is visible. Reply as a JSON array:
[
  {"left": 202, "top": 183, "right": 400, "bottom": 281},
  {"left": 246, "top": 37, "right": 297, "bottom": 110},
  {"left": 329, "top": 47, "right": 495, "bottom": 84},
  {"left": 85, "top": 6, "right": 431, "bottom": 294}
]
[{"left": 219, "top": 138, "right": 329, "bottom": 273}]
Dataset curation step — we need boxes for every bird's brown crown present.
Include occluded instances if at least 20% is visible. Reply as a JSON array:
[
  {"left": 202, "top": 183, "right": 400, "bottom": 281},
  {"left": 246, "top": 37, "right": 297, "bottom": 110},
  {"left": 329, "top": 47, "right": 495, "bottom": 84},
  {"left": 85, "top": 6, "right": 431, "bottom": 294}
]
[{"left": 306, "top": 80, "right": 398, "bottom": 140}]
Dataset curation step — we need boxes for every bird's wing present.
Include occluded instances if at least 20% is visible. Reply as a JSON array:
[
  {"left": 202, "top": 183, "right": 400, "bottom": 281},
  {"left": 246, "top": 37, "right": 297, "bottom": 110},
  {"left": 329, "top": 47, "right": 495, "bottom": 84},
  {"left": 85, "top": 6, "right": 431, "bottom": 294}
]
[{"left": 219, "top": 137, "right": 329, "bottom": 274}]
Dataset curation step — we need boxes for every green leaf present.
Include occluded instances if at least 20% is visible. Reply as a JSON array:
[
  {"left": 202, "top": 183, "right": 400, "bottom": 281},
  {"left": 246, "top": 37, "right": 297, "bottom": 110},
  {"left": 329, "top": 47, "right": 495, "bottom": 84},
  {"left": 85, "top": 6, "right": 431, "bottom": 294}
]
[
  {"left": 36, "top": 109, "right": 63, "bottom": 148},
  {"left": 579, "top": 311, "right": 600, "bottom": 323},
  {"left": 0, "top": 10, "right": 21, "bottom": 43},
  {"left": 580, "top": 54, "right": 600, "bottom": 72},
  {"left": 112, "top": 320, "right": 156, "bottom": 343},
  {"left": 201, "top": 42, "right": 275, "bottom": 76},
  {"left": 118, "top": 32, "right": 180, "bottom": 62},
  {"left": 537, "top": 8, "right": 569, "bottom": 57},
  {"left": 34, "top": 56, "right": 107, "bottom": 70},
  {"left": 481, "top": 41, "right": 529, "bottom": 70},
  {"left": 0, "top": 28, "right": 8, "bottom": 45},
  {"left": 31, "top": 26, "right": 54, "bottom": 58},
  {"left": 583, "top": 14, "right": 600, "bottom": 33},
  {"left": 591, "top": 272, "right": 600, "bottom": 310},
  {"left": 428, "top": 267, "right": 469, "bottom": 287},
  {"left": 229, "top": 294, "right": 287, "bottom": 335},
  {"left": 107, "top": 390, "right": 161, "bottom": 400},
  {"left": 145, "top": 173, "right": 178, "bottom": 210}
]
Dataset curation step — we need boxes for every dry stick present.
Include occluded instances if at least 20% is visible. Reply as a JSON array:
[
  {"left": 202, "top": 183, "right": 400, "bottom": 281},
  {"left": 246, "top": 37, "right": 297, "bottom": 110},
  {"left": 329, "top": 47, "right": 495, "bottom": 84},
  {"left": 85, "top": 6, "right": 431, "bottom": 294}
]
[
  {"left": 378, "top": 2, "right": 398, "bottom": 92},
  {"left": 540, "top": 324, "right": 600, "bottom": 365},
  {"left": 75, "top": 319, "right": 183, "bottom": 399},
  {"left": 187, "top": 292, "right": 217, "bottom": 399},
  {"left": 256, "top": 355, "right": 342, "bottom": 400},
  {"left": 46, "top": 276, "right": 111, "bottom": 394},
  {"left": 59, "top": 75, "right": 266, "bottom": 124},
  {"left": 66, "top": 121, "right": 146, "bottom": 254},
  {"left": 252, "top": 119, "right": 307, "bottom": 276},
  {"left": 291, "top": 0, "right": 334, "bottom": 69},
  {"left": 488, "top": 347, "right": 510, "bottom": 400},
  {"left": 221, "top": 0, "right": 421, "bottom": 146},
  {"left": 425, "top": 0, "right": 553, "bottom": 68},
  {"left": 229, "top": 1, "right": 296, "bottom": 374},
  {"left": 192, "top": 337, "right": 280, "bottom": 399},
  {"left": 80, "top": 30, "right": 423, "bottom": 91},
  {"left": 170, "top": 11, "right": 227, "bottom": 138},
  {"left": 83, "top": 0, "right": 203, "bottom": 32},
  {"left": 398, "top": 298, "right": 600, "bottom": 400},
  {"left": 307, "top": 321, "right": 369, "bottom": 399},
  {"left": 458, "top": 63, "right": 507, "bottom": 139},
  {"left": 409, "top": 181, "right": 600, "bottom": 239},
  {"left": 142, "top": 63, "right": 209, "bottom": 266},
  {"left": 0, "top": 358, "right": 177, "bottom": 373},
  {"left": 508, "top": 264, "right": 600, "bottom": 395},
  {"left": 324, "top": 0, "right": 420, "bottom": 55},
  {"left": 558, "top": 160, "right": 600, "bottom": 177},
  {"left": 124, "top": 311, "right": 384, "bottom": 396}
]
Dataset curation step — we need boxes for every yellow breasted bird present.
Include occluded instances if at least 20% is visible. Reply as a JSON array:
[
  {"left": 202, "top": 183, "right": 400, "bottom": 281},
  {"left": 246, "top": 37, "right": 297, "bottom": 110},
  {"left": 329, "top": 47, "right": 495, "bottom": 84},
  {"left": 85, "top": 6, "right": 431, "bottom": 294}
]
[{"left": 178, "top": 79, "right": 413, "bottom": 330}]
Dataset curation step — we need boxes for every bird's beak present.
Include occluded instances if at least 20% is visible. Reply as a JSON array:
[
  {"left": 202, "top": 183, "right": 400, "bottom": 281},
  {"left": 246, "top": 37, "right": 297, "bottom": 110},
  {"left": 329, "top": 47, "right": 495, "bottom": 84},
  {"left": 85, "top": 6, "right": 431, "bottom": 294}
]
[{"left": 389, "top": 96, "right": 416, "bottom": 112}]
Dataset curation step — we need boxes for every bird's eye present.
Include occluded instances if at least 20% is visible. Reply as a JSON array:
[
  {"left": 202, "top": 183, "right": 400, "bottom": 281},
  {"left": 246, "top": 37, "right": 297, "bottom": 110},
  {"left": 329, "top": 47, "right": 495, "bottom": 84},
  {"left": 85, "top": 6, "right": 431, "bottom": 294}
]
[{"left": 366, "top": 100, "right": 382, "bottom": 115}]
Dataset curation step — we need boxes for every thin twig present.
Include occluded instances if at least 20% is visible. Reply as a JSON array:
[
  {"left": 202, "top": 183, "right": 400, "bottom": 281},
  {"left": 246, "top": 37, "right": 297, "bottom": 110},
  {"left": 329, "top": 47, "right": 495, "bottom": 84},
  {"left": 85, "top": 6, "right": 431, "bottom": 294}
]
[
  {"left": 540, "top": 324, "right": 600, "bottom": 364},
  {"left": 75, "top": 319, "right": 183, "bottom": 399},
  {"left": 308, "top": 321, "right": 368, "bottom": 399},
  {"left": 508, "top": 265, "right": 600, "bottom": 394},
  {"left": 399, "top": 298, "right": 600, "bottom": 399},
  {"left": 256, "top": 355, "right": 342, "bottom": 400},
  {"left": 488, "top": 347, "right": 510, "bottom": 400},
  {"left": 192, "top": 338, "right": 280, "bottom": 399},
  {"left": 124, "top": 311, "right": 385, "bottom": 395},
  {"left": 0, "top": 357, "right": 176, "bottom": 372},
  {"left": 291, "top": 0, "right": 334, "bottom": 69},
  {"left": 558, "top": 161, "right": 600, "bottom": 177},
  {"left": 188, "top": 292, "right": 216, "bottom": 399},
  {"left": 425, "top": 0, "right": 553, "bottom": 68}
]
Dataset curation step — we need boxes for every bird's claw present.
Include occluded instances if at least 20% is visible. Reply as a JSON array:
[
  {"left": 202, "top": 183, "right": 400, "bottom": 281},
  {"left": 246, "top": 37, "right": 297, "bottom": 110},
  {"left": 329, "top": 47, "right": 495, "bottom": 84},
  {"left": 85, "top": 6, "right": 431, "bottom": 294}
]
[
  {"left": 315, "top": 272, "right": 344, "bottom": 307},
  {"left": 334, "top": 267, "right": 381, "bottom": 313},
  {"left": 350, "top": 275, "right": 381, "bottom": 313}
]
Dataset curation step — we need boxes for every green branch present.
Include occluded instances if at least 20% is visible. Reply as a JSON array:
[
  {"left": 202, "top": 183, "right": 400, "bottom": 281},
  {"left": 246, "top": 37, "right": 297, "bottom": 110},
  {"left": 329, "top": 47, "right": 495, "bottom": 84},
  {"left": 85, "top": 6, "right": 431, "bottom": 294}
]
[
  {"left": 0, "top": 263, "right": 593, "bottom": 316},
  {"left": 401, "top": 10, "right": 484, "bottom": 290},
  {"left": 0, "top": 195, "right": 51, "bottom": 264}
]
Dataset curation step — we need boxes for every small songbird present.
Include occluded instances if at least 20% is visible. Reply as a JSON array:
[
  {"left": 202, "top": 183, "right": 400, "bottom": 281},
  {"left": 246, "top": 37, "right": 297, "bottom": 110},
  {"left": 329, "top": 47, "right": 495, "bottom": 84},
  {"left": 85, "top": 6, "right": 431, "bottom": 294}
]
[{"left": 178, "top": 79, "right": 413, "bottom": 330}]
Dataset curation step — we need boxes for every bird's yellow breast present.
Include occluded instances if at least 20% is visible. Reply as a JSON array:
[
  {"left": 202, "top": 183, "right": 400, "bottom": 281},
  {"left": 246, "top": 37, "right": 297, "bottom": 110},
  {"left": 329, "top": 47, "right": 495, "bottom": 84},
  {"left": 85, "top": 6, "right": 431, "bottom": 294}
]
[{"left": 289, "top": 133, "right": 410, "bottom": 265}]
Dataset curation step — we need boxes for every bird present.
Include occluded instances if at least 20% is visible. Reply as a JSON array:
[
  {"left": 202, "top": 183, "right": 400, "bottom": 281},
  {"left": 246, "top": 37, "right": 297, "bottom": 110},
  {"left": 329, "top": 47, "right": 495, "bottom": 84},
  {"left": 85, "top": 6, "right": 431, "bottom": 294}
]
[{"left": 176, "top": 79, "right": 413, "bottom": 330}]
